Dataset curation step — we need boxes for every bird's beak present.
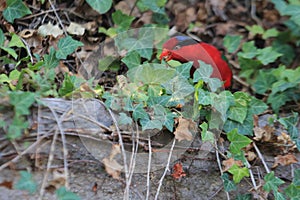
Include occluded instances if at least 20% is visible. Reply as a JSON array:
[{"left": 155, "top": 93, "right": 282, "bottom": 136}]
[{"left": 160, "top": 48, "right": 172, "bottom": 61}]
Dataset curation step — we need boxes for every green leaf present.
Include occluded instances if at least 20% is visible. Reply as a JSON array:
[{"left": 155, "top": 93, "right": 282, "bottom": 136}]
[
  {"left": 278, "top": 112, "right": 299, "bottom": 140},
  {"left": 197, "top": 88, "right": 212, "bottom": 105},
  {"left": 8, "top": 33, "right": 25, "bottom": 48},
  {"left": 224, "top": 113, "right": 254, "bottom": 135},
  {"left": 141, "top": 119, "right": 163, "bottom": 131},
  {"left": 285, "top": 184, "right": 300, "bottom": 200},
  {"left": 0, "top": 28, "right": 5, "bottom": 45},
  {"left": 176, "top": 62, "right": 193, "bottom": 79},
  {"left": 56, "top": 36, "right": 83, "bottom": 59},
  {"left": 293, "top": 169, "right": 300, "bottom": 186},
  {"left": 254, "top": 70, "right": 277, "bottom": 94},
  {"left": 235, "top": 194, "right": 252, "bottom": 200},
  {"left": 211, "top": 91, "right": 234, "bottom": 121},
  {"left": 228, "top": 105, "right": 247, "bottom": 124},
  {"left": 263, "top": 171, "right": 285, "bottom": 192},
  {"left": 257, "top": 47, "right": 282, "bottom": 65},
  {"left": 112, "top": 10, "right": 135, "bottom": 31},
  {"left": 14, "top": 171, "right": 37, "bottom": 194},
  {"left": 44, "top": 47, "right": 59, "bottom": 69},
  {"left": 3, "top": 0, "right": 32, "bottom": 23},
  {"left": 200, "top": 122, "right": 215, "bottom": 143},
  {"left": 227, "top": 129, "right": 252, "bottom": 154},
  {"left": 163, "top": 75, "right": 194, "bottom": 101},
  {"left": 7, "top": 116, "right": 29, "bottom": 139},
  {"left": 0, "top": 46, "right": 18, "bottom": 59},
  {"left": 9, "top": 91, "right": 35, "bottom": 115},
  {"left": 248, "top": 97, "right": 268, "bottom": 115},
  {"left": 274, "top": 191, "right": 286, "bottom": 200},
  {"left": 222, "top": 173, "right": 237, "bottom": 192},
  {"left": 118, "top": 112, "right": 133, "bottom": 125},
  {"left": 263, "top": 28, "right": 279, "bottom": 39},
  {"left": 128, "top": 63, "right": 175, "bottom": 84},
  {"left": 121, "top": 51, "right": 141, "bottom": 69},
  {"left": 246, "top": 25, "right": 265, "bottom": 35},
  {"left": 56, "top": 186, "right": 80, "bottom": 200},
  {"left": 228, "top": 164, "right": 250, "bottom": 183},
  {"left": 132, "top": 103, "right": 149, "bottom": 121},
  {"left": 237, "top": 41, "right": 258, "bottom": 59},
  {"left": 58, "top": 74, "right": 85, "bottom": 96},
  {"left": 223, "top": 35, "right": 242, "bottom": 53},
  {"left": 86, "top": 0, "right": 112, "bottom": 14}
]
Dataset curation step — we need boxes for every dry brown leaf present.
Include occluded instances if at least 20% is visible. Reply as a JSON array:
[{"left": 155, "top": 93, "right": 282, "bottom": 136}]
[
  {"left": 174, "top": 117, "right": 196, "bottom": 142},
  {"left": 47, "top": 169, "right": 66, "bottom": 190},
  {"left": 171, "top": 162, "right": 186, "bottom": 179},
  {"left": 0, "top": 0, "right": 6, "bottom": 12},
  {"left": 222, "top": 158, "right": 243, "bottom": 172},
  {"left": 277, "top": 132, "right": 293, "bottom": 145},
  {"left": 272, "top": 154, "right": 298, "bottom": 168},
  {"left": 67, "top": 22, "right": 85, "bottom": 36},
  {"left": 102, "top": 158, "right": 123, "bottom": 179},
  {"left": 246, "top": 151, "right": 257, "bottom": 162},
  {"left": 253, "top": 125, "right": 273, "bottom": 142}
]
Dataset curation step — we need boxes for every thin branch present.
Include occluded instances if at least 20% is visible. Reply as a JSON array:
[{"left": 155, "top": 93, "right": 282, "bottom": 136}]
[
  {"left": 154, "top": 139, "right": 176, "bottom": 200},
  {"left": 245, "top": 159, "right": 257, "bottom": 190},
  {"left": 253, "top": 142, "right": 270, "bottom": 173},
  {"left": 146, "top": 133, "right": 152, "bottom": 200}
]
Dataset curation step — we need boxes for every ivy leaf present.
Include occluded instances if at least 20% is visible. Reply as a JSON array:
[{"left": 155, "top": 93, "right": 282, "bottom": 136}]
[
  {"left": 211, "top": 91, "right": 234, "bottom": 121},
  {"left": 228, "top": 164, "right": 250, "bottom": 183},
  {"left": 285, "top": 184, "right": 300, "bottom": 200},
  {"left": 254, "top": 70, "right": 277, "bottom": 94},
  {"left": 8, "top": 33, "right": 25, "bottom": 48},
  {"left": 200, "top": 122, "right": 215, "bottom": 143},
  {"left": 237, "top": 41, "right": 258, "bottom": 59},
  {"left": 3, "top": 0, "right": 32, "bottom": 23},
  {"left": 163, "top": 76, "right": 194, "bottom": 101},
  {"left": 224, "top": 113, "right": 254, "bottom": 136},
  {"left": 197, "top": 88, "right": 212, "bottom": 105},
  {"left": 44, "top": 47, "right": 59, "bottom": 69},
  {"left": 0, "top": 28, "right": 5, "bottom": 45},
  {"left": 121, "top": 51, "right": 141, "bottom": 69},
  {"left": 132, "top": 103, "right": 149, "bottom": 121},
  {"left": 112, "top": 10, "right": 135, "bottom": 31},
  {"left": 56, "top": 186, "right": 81, "bottom": 200},
  {"left": 263, "top": 171, "right": 285, "bottom": 192},
  {"left": 9, "top": 91, "right": 35, "bottom": 115},
  {"left": 176, "top": 62, "right": 193, "bottom": 79},
  {"left": 56, "top": 36, "right": 83, "bottom": 59},
  {"left": 118, "top": 113, "right": 133, "bottom": 125},
  {"left": 7, "top": 116, "right": 29, "bottom": 139},
  {"left": 14, "top": 171, "right": 37, "bottom": 194},
  {"left": 227, "top": 129, "right": 252, "bottom": 154},
  {"left": 86, "top": 0, "right": 112, "bottom": 14},
  {"left": 248, "top": 97, "right": 268, "bottom": 115},
  {"left": 246, "top": 25, "right": 265, "bottom": 35},
  {"left": 140, "top": 119, "right": 163, "bottom": 131},
  {"left": 223, "top": 35, "right": 242, "bottom": 53},
  {"left": 278, "top": 112, "right": 299, "bottom": 140},
  {"left": 193, "top": 61, "right": 222, "bottom": 92},
  {"left": 257, "top": 47, "right": 282, "bottom": 65},
  {"left": 293, "top": 169, "right": 300, "bottom": 186},
  {"left": 221, "top": 173, "right": 237, "bottom": 192}
]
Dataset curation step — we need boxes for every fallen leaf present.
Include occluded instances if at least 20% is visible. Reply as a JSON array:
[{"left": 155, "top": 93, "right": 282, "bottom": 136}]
[
  {"left": 253, "top": 125, "right": 273, "bottom": 142},
  {"left": 38, "top": 22, "right": 63, "bottom": 38},
  {"left": 246, "top": 151, "right": 257, "bottom": 162},
  {"left": 102, "top": 158, "right": 123, "bottom": 179},
  {"left": 171, "top": 162, "right": 186, "bottom": 179},
  {"left": 272, "top": 154, "right": 298, "bottom": 168},
  {"left": 67, "top": 22, "right": 85, "bottom": 36},
  {"left": 222, "top": 158, "right": 243, "bottom": 172},
  {"left": 0, "top": 180, "right": 13, "bottom": 189},
  {"left": 174, "top": 117, "right": 196, "bottom": 142}
]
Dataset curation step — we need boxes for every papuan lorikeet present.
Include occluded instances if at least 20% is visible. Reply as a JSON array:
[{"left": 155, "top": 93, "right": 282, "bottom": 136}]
[{"left": 159, "top": 36, "right": 232, "bottom": 89}]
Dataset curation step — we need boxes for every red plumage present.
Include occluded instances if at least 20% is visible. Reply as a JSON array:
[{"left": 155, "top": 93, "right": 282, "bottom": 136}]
[{"left": 160, "top": 36, "right": 232, "bottom": 88}]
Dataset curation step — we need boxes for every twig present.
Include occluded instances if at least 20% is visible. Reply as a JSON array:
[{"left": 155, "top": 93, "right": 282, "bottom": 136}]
[
  {"left": 154, "top": 139, "right": 176, "bottom": 200},
  {"left": 146, "top": 133, "right": 152, "bottom": 200},
  {"left": 97, "top": 100, "right": 130, "bottom": 200},
  {"left": 38, "top": 129, "right": 59, "bottom": 200},
  {"left": 253, "top": 142, "right": 270, "bottom": 173},
  {"left": 250, "top": 0, "right": 262, "bottom": 26},
  {"left": 245, "top": 159, "right": 257, "bottom": 190},
  {"left": 0, "top": 135, "right": 48, "bottom": 171},
  {"left": 214, "top": 139, "right": 230, "bottom": 200}
]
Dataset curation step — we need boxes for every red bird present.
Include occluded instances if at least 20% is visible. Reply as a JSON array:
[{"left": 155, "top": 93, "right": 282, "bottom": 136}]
[{"left": 160, "top": 36, "right": 232, "bottom": 88}]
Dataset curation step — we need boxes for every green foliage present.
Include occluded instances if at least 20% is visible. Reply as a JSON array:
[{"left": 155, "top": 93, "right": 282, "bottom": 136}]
[
  {"left": 228, "top": 164, "right": 250, "bottom": 183},
  {"left": 222, "top": 173, "right": 237, "bottom": 192},
  {"left": 223, "top": 35, "right": 242, "bottom": 53},
  {"left": 56, "top": 186, "right": 81, "bottom": 200},
  {"left": 56, "top": 36, "right": 83, "bottom": 59},
  {"left": 227, "top": 129, "right": 252, "bottom": 154},
  {"left": 86, "top": 0, "right": 112, "bottom": 14},
  {"left": 3, "top": 0, "right": 32, "bottom": 23},
  {"left": 199, "top": 122, "right": 215, "bottom": 143},
  {"left": 14, "top": 171, "right": 37, "bottom": 194},
  {"left": 285, "top": 183, "right": 300, "bottom": 200}
]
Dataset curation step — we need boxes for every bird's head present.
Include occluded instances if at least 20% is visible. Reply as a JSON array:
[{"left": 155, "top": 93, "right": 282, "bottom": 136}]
[{"left": 159, "top": 36, "right": 198, "bottom": 62}]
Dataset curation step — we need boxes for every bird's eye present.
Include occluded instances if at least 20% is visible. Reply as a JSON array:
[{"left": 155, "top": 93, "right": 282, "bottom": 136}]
[{"left": 173, "top": 45, "right": 181, "bottom": 50}]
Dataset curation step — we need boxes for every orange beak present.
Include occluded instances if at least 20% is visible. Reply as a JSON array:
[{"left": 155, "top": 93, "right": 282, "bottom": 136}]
[{"left": 159, "top": 48, "right": 172, "bottom": 61}]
